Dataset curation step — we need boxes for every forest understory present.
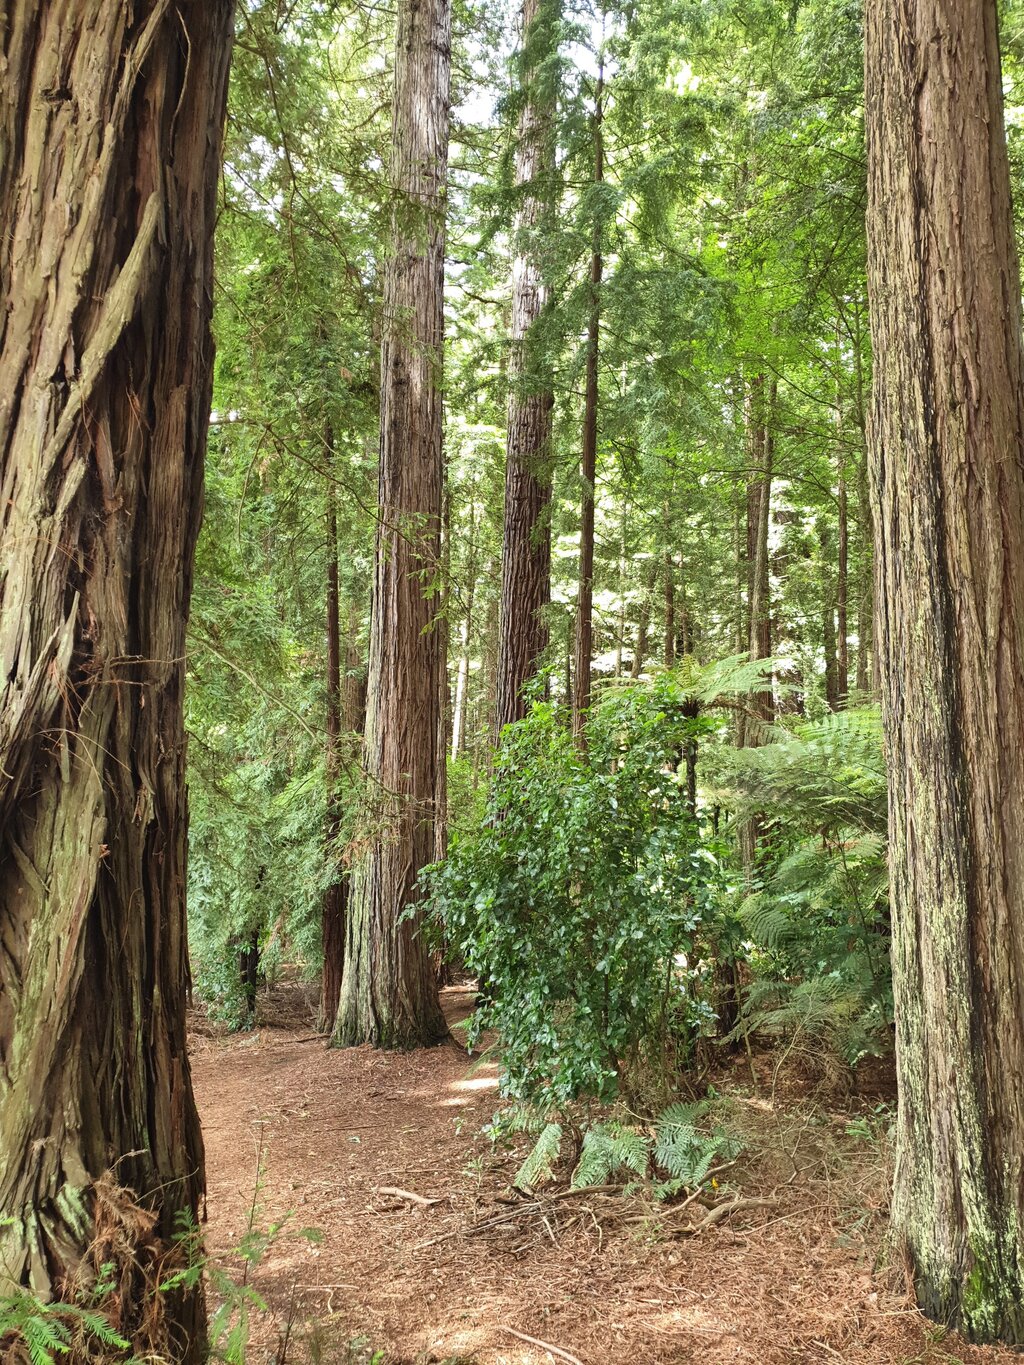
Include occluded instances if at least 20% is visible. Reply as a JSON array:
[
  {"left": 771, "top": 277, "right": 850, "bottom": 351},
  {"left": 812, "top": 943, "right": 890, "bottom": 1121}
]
[
  {"left": 11, "top": 2, "right": 1024, "bottom": 1358},
  {"left": 193, "top": 979, "right": 1012, "bottom": 1365}
]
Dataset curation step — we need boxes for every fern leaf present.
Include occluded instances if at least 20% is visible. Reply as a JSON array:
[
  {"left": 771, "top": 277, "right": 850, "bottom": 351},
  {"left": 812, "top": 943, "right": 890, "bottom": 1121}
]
[
  {"left": 516, "top": 1122, "right": 563, "bottom": 1189},
  {"left": 571, "top": 1127, "right": 615, "bottom": 1189}
]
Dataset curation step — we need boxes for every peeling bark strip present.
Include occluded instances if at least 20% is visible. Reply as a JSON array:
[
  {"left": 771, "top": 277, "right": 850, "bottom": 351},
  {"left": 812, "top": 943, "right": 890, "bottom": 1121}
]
[
  {"left": 495, "top": 0, "right": 557, "bottom": 734},
  {"left": 865, "top": 0, "right": 1024, "bottom": 1342},
  {"left": 0, "top": 0, "right": 233, "bottom": 1339},
  {"left": 332, "top": 0, "right": 450, "bottom": 1048}
]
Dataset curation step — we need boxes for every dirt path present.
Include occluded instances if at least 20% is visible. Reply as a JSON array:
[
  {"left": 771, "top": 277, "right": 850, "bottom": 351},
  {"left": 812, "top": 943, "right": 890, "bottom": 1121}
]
[{"left": 191, "top": 985, "right": 1017, "bottom": 1365}]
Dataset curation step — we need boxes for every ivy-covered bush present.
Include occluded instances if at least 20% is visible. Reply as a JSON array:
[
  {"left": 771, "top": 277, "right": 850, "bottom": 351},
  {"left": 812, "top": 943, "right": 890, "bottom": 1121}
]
[{"left": 423, "top": 685, "right": 727, "bottom": 1106}]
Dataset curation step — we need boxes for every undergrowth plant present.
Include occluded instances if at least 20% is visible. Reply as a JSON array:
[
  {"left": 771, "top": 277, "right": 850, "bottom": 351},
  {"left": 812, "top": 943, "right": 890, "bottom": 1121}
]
[
  {"left": 0, "top": 1168, "right": 323, "bottom": 1365},
  {"left": 423, "top": 685, "right": 729, "bottom": 1107},
  {"left": 510, "top": 1099, "right": 740, "bottom": 1201},
  {"left": 721, "top": 708, "right": 892, "bottom": 1064},
  {"left": 0, "top": 1287, "right": 132, "bottom": 1365}
]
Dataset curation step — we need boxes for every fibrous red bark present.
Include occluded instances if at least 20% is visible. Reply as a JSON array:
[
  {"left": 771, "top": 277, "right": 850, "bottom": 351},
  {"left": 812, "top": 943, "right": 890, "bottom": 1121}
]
[
  {"left": 866, "top": 0, "right": 1024, "bottom": 1340},
  {"left": 0, "top": 2, "right": 233, "bottom": 1350},
  {"left": 495, "top": 0, "right": 557, "bottom": 734},
  {"left": 332, "top": 0, "right": 450, "bottom": 1048}
]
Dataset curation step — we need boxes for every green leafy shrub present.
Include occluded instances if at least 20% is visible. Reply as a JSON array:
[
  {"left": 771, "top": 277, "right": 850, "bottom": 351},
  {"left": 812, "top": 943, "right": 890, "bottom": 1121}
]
[{"left": 423, "top": 686, "right": 727, "bottom": 1106}]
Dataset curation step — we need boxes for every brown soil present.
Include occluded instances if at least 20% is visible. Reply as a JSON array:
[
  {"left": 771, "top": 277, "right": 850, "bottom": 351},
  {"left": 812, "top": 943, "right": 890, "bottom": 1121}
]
[{"left": 191, "top": 981, "right": 1019, "bottom": 1365}]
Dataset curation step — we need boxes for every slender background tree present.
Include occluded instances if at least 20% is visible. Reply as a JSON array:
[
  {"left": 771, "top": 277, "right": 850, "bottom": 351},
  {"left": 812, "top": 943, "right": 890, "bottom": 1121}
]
[{"left": 332, "top": 0, "right": 453, "bottom": 1047}]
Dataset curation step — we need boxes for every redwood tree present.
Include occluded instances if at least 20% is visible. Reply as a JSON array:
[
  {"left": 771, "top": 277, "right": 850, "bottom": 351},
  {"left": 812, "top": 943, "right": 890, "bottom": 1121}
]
[
  {"left": 320, "top": 426, "right": 346, "bottom": 1033},
  {"left": 0, "top": 0, "right": 232, "bottom": 1348},
  {"left": 866, "top": 0, "right": 1024, "bottom": 1341},
  {"left": 572, "top": 60, "right": 604, "bottom": 740},
  {"left": 332, "top": 0, "right": 450, "bottom": 1047},
  {"left": 495, "top": 0, "right": 558, "bottom": 734}
]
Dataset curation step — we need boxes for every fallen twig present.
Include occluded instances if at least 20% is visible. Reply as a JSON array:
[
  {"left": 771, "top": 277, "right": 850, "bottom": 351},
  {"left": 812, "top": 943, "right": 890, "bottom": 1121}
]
[
  {"left": 500, "top": 1325, "right": 585, "bottom": 1365},
  {"left": 545, "top": 1182, "right": 621, "bottom": 1202},
  {"left": 413, "top": 1182, "right": 622, "bottom": 1249},
  {"left": 375, "top": 1185, "right": 442, "bottom": 1207},
  {"left": 658, "top": 1163, "right": 741, "bottom": 1219}
]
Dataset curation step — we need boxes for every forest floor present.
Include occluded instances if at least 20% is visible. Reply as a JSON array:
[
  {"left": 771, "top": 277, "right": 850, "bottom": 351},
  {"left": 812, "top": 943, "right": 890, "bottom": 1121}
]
[{"left": 190, "top": 980, "right": 1019, "bottom": 1365}]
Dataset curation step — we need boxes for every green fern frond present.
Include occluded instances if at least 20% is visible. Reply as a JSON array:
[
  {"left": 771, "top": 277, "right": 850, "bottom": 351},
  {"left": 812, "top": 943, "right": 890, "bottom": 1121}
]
[
  {"left": 515, "top": 1122, "right": 563, "bottom": 1189},
  {"left": 652, "top": 1100, "right": 729, "bottom": 1186},
  {"left": 570, "top": 1127, "right": 616, "bottom": 1189},
  {"left": 570, "top": 1122, "right": 650, "bottom": 1188},
  {"left": 0, "top": 1292, "right": 131, "bottom": 1365},
  {"left": 741, "top": 895, "right": 796, "bottom": 951},
  {"left": 657, "top": 1099, "right": 710, "bottom": 1129}
]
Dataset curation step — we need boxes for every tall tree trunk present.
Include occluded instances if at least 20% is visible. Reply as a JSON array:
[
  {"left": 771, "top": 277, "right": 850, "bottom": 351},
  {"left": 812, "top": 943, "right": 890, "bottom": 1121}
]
[
  {"left": 482, "top": 557, "right": 500, "bottom": 744},
  {"left": 853, "top": 296, "right": 873, "bottom": 695},
  {"left": 739, "top": 376, "right": 773, "bottom": 870},
  {"left": 333, "top": 0, "right": 450, "bottom": 1049},
  {"left": 677, "top": 574, "right": 691, "bottom": 658},
  {"left": 435, "top": 474, "right": 451, "bottom": 866},
  {"left": 320, "top": 426, "right": 345, "bottom": 1034},
  {"left": 733, "top": 494, "right": 745, "bottom": 654},
  {"left": 572, "top": 59, "right": 604, "bottom": 742},
  {"left": 836, "top": 339, "right": 850, "bottom": 705},
  {"left": 495, "top": 0, "right": 557, "bottom": 733},
  {"left": 746, "top": 376, "right": 774, "bottom": 727},
  {"left": 451, "top": 497, "right": 477, "bottom": 759},
  {"left": 614, "top": 511, "right": 627, "bottom": 677},
  {"left": 866, "top": 0, "right": 1024, "bottom": 1341},
  {"left": 564, "top": 610, "right": 574, "bottom": 712},
  {"left": 820, "top": 523, "right": 840, "bottom": 712},
  {"left": 856, "top": 448, "right": 873, "bottom": 696},
  {"left": 0, "top": 1, "right": 232, "bottom": 1344},
  {"left": 663, "top": 548, "right": 676, "bottom": 667},
  {"left": 631, "top": 559, "right": 655, "bottom": 678}
]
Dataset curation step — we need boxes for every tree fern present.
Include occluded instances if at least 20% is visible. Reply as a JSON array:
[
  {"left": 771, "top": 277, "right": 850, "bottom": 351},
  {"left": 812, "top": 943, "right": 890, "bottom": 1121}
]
[
  {"left": 724, "top": 706, "right": 887, "bottom": 835},
  {"left": 740, "top": 893, "right": 797, "bottom": 952}
]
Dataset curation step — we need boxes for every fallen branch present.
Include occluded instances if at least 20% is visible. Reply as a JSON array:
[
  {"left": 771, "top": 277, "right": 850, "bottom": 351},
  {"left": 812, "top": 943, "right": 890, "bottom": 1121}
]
[
  {"left": 681, "top": 1196, "right": 777, "bottom": 1235},
  {"left": 375, "top": 1186, "right": 442, "bottom": 1208},
  {"left": 413, "top": 1183, "right": 622, "bottom": 1250},
  {"left": 651, "top": 1162, "right": 742, "bottom": 1221},
  {"left": 500, "top": 1325, "right": 585, "bottom": 1365},
  {"left": 545, "top": 1183, "right": 621, "bottom": 1202}
]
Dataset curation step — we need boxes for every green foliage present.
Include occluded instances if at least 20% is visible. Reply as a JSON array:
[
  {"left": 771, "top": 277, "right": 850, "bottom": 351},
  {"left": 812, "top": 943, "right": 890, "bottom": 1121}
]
[
  {"left": 652, "top": 1100, "right": 732, "bottom": 1190},
  {"left": 0, "top": 1292, "right": 129, "bottom": 1365},
  {"left": 512, "top": 1101, "right": 739, "bottom": 1199},
  {"left": 724, "top": 708, "right": 887, "bottom": 836},
  {"left": 424, "top": 685, "right": 728, "bottom": 1106},
  {"left": 571, "top": 1122, "right": 649, "bottom": 1188},
  {"left": 187, "top": 0, "right": 385, "bottom": 1019},
  {"left": 515, "top": 1122, "right": 564, "bottom": 1188},
  {"left": 722, "top": 708, "right": 892, "bottom": 1063},
  {"left": 163, "top": 1207, "right": 323, "bottom": 1365},
  {"left": 0, "top": 1182, "right": 326, "bottom": 1365}
]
